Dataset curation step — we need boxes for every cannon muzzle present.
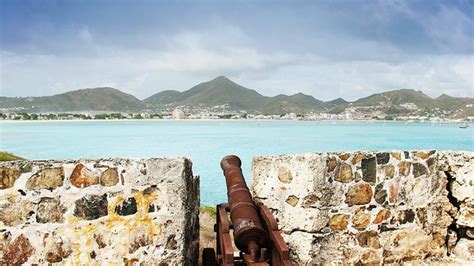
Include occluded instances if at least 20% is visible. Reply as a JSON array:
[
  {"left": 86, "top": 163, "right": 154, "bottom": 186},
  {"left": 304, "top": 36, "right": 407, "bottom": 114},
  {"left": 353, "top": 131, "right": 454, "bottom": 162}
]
[{"left": 203, "top": 155, "right": 291, "bottom": 265}]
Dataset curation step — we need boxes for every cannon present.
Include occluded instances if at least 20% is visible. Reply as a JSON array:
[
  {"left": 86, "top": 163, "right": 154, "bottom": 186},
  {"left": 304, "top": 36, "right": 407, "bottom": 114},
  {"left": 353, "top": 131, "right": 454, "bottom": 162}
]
[{"left": 202, "top": 155, "right": 291, "bottom": 265}]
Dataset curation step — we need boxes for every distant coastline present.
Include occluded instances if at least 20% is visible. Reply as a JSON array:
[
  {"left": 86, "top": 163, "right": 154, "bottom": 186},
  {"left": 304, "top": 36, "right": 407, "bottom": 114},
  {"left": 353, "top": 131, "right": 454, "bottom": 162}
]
[
  {"left": 2, "top": 76, "right": 473, "bottom": 121},
  {"left": 0, "top": 118, "right": 470, "bottom": 125}
]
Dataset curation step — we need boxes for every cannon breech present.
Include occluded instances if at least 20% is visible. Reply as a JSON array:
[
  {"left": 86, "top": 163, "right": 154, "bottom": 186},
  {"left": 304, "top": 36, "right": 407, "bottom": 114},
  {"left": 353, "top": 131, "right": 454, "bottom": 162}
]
[{"left": 203, "top": 155, "right": 291, "bottom": 266}]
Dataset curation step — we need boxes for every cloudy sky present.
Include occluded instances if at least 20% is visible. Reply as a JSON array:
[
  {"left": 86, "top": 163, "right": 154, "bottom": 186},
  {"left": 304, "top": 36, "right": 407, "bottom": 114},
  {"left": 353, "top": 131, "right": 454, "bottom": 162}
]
[{"left": 1, "top": 0, "right": 473, "bottom": 101}]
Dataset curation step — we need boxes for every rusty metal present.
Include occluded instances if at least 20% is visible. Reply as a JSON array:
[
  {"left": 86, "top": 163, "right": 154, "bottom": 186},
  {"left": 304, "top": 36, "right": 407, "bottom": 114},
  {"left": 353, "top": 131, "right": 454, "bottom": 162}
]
[{"left": 202, "top": 155, "right": 292, "bottom": 266}]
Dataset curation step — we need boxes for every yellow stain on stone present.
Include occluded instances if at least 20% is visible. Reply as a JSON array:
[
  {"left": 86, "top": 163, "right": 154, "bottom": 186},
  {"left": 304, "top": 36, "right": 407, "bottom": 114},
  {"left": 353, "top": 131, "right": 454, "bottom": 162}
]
[
  {"left": 66, "top": 222, "right": 98, "bottom": 265},
  {"left": 61, "top": 189, "right": 163, "bottom": 264},
  {"left": 415, "top": 151, "right": 429, "bottom": 160},
  {"left": 390, "top": 152, "right": 401, "bottom": 160}
]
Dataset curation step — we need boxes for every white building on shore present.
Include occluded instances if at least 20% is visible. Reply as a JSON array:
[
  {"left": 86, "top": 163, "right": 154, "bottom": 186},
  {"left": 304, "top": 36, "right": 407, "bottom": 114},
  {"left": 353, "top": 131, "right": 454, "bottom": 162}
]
[{"left": 172, "top": 109, "right": 186, "bottom": 119}]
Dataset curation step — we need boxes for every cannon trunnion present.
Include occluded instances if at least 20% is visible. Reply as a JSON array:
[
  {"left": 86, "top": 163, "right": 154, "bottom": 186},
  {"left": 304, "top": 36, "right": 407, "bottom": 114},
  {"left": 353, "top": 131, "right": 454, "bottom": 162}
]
[{"left": 203, "top": 155, "right": 291, "bottom": 266}]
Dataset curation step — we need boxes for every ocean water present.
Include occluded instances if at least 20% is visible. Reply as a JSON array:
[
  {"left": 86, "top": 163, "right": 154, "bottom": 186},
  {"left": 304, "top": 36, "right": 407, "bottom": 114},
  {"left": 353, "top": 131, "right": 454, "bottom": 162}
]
[{"left": 1, "top": 120, "right": 473, "bottom": 205}]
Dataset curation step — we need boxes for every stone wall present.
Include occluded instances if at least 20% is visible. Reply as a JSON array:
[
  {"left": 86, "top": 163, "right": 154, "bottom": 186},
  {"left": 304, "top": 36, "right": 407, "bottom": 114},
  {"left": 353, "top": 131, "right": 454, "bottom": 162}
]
[
  {"left": 252, "top": 151, "right": 473, "bottom": 264},
  {"left": 0, "top": 158, "right": 199, "bottom": 265}
]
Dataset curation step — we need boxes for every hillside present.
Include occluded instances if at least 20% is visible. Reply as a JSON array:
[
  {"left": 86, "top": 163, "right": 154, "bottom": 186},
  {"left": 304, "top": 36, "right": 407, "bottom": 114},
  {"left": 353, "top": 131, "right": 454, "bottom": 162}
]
[
  {"left": 260, "top": 93, "right": 326, "bottom": 114},
  {"left": 1, "top": 77, "right": 473, "bottom": 117},
  {"left": 326, "top": 98, "right": 348, "bottom": 106},
  {"left": 350, "top": 89, "right": 474, "bottom": 116},
  {"left": 145, "top": 76, "right": 327, "bottom": 114},
  {"left": 143, "top": 90, "right": 183, "bottom": 105},
  {"left": 0, "top": 87, "right": 145, "bottom": 112},
  {"left": 0, "top": 151, "right": 24, "bottom": 161},
  {"left": 177, "top": 76, "right": 266, "bottom": 111},
  {"left": 353, "top": 89, "right": 434, "bottom": 108}
]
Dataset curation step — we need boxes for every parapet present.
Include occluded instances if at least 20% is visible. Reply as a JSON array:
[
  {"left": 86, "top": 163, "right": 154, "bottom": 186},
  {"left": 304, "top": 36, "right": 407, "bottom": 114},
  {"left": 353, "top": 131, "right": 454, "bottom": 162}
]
[
  {"left": 252, "top": 150, "right": 473, "bottom": 264},
  {"left": 0, "top": 157, "right": 199, "bottom": 265}
]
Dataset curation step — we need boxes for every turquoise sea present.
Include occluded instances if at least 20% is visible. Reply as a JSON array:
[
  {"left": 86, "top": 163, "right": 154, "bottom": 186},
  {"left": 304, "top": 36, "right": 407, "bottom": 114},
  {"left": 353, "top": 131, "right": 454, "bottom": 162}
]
[{"left": 1, "top": 120, "right": 473, "bottom": 204}]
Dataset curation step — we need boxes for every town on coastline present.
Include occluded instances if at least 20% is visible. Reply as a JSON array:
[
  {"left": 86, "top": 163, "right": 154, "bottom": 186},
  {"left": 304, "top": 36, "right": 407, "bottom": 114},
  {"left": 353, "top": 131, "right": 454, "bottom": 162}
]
[
  {"left": 1, "top": 76, "right": 473, "bottom": 123},
  {"left": 2, "top": 104, "right": 473, "bottom": 123}
]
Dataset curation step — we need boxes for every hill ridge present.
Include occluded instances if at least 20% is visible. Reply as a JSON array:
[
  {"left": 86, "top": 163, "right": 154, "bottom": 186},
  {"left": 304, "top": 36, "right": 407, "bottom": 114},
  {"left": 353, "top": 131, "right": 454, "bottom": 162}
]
[{"left": 1, "top": 76, "right": 473, "bottom": 117}]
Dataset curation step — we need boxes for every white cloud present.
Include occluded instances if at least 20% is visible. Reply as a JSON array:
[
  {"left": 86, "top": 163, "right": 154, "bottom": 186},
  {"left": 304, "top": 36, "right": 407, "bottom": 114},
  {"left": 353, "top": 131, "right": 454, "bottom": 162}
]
[
  {"left": 78, "top": 26, "right": 94, "bottom": 45},
  {"left": 1, "top": 20, "right": 473, "bottom": 101}
]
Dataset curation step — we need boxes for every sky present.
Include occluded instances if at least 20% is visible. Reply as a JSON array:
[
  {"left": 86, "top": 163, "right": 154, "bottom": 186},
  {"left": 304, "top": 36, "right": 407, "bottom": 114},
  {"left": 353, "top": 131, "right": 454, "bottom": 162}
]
[{"left": 0, "top": 0, "right": 473, "bottom": 101}]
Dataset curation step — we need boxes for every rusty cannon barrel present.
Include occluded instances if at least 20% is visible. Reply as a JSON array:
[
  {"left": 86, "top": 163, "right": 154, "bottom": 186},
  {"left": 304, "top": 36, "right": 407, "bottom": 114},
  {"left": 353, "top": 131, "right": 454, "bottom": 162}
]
[{"left": 220, "top": 155, "right": 267, "bottom": 260}]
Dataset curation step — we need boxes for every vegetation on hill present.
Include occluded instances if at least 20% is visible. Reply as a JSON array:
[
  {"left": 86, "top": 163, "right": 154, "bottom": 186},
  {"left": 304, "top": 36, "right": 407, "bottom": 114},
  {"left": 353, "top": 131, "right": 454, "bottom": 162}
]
[
  {"left": 146, "top": 76, "right": 329, "bottom": 114},
  {"left": 144, "top": 90, "right": 183, "bottom": 105},
  {"left": 0, "top": 151, "right": 24, "bottom": 161},
  {"left": 353, "top": 89, "right": 434, "bottom": 108},
  {"left": 1, "top": 76, "right": 473, "bottom": 117},
  {"left": 0, "top": 87, "right": 145, "bottom": 112},
  {"left": 351, "top": 89, "right": 474, "bottom": 116}
]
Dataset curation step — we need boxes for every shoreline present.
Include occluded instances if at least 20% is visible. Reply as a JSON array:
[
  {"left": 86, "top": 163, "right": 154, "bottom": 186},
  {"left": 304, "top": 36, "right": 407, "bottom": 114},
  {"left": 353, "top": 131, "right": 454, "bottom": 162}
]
[{"left": 0, "top": 119, "right": 469, "bottom": 125}]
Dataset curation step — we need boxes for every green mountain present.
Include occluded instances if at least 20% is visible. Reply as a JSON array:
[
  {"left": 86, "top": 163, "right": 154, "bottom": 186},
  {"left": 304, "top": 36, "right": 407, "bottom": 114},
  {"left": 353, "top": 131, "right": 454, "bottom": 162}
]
[
  {"left": 143, "top": 90, "right": 183, "bottom": 105},
  {"left": 353, "top": 89, "right": 434, "bottom": 108},
  {"left": 355, "top": 89, "right": 472, "bottom": 107},
  {"left": 178, "top": 76, "right": 265, "bottom": 111},
  {"left": 326, "top": 98, "right": 348, "bottom": 106},
  {"left": 347, "top": 89, "right": 474, "bottom": 117},
  {"left": 435, "top": 94, "right": 474, "bottom": 111},
  {"left": 1, "top": 76, "right": 473, "bottom": 117},
  {"left": 0, "top": 87, "right": 145, "bottom": 112},
  {"left": 260, "top": 93, "right": 326, "bottom": 114},
  {"left": 145, "top": 76, "right": 326, "bottom": 114}
]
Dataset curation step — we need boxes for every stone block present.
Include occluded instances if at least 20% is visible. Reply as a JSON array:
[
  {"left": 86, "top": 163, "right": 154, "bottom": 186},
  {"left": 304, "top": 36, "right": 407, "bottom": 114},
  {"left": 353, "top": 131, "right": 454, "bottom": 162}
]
[
  {"left": 0, "top": 157, "right": 199, "bottom": 265},
  {"left": 252, "top": 151, "right": 472, "bottom": 264},
  {"left": 26, "top": 167, "right": 64, "bottom": 190},
  {"left": 0, "top": 167, "right": 20, "bottom": 189}
]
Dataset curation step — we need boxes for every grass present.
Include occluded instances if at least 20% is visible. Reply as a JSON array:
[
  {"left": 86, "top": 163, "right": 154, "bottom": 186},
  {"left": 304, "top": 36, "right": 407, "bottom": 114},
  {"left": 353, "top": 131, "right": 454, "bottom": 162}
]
[
  {"left": 200, "top": 205, "right": 217, "bottom": 217},
  {"left": 0, "top": 151, "right": 25, "bottom": 161}
]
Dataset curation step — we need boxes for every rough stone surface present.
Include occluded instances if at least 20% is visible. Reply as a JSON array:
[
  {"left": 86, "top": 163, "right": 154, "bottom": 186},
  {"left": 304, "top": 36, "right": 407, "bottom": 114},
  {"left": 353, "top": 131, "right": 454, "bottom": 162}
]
[
  {"left": 453, "top": 239, "right": 474, "bottom": 261},
  {"left": 327, "top": 157, "right": 337, "bottom": 172},
  {"left": 352, "top": 212, "right": 370, "bottom": 230},
  {"left": 339, "top": 153, "right": 350, "bottom": 161},
  {"left": 252, "top": 151, "right": 473, "bottom": 264},
  {"left": 390, "top": 152, "right": 401, "bottom": 161},
  {"left": 413, "top": 163, "right": 428, "bottom": 177},
  {"left": 384, "top": 164, "right": 395, "bottom": 178},
  {"left": 374, "top": 183, "right": 387, "bottom": 204},
  {"left": 100, "top": 168, "right": 119, "bottom": 186},
  {"left": 74, "top": 194, "right": 108, "bottom": 220},
  {"left": 70, "top": 163, "right": 99, "bottom": 188},
  {"left": 335, "top": 163, "right": 353, "bottom": 183},
  {"left": 399, "top": 161, "right": 411, "bottom": 176},
  {"left": 26, "top": 167, "right": 64, "bottom": 190},
  {"left": 361, "top": 157, "right": 376, "bottom": 183},
  {"left": 0, "top": 157, "right": 199, "bottom": 265},
  {"left": 115, "top": 197, "right": 138, "bottom": 216},
  {"left": 357, "top": 231, "right": 380, "bottom": 248},
  {"left": 278, "top": 166, "right": 293, "bottom": 183},
  {"left": 0, "top": 234, "right": 34, "bottom": 265},
  {"left": 0, "top": 167, "right": 20, "bottom": 189},
  {"left": 36, "top": 197, "right": 65, "bottom": 223},
  {"left": 352, "top": 153, "right": 365, "bottom": 165},
  {"left": 374, "top": 209, "right": 391, "bottom": 224},
  {"left": 329, "top": 214, "right": 349, "bottom": 231},
  {"left": 0, "top": 193, "right": 34, "bottom": 226},
  {"left": 376, "top": 152, "right": 390, "bottom": 165},
  {"left": 345, "top": 183, "right": 373, "bottom": 206}
]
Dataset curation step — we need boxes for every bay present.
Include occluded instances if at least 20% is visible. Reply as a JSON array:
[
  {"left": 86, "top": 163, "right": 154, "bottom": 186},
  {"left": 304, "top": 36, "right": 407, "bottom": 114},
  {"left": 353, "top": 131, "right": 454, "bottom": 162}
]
[{"left": 1, "top": 120, "right": 472, "bottom": 204}]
